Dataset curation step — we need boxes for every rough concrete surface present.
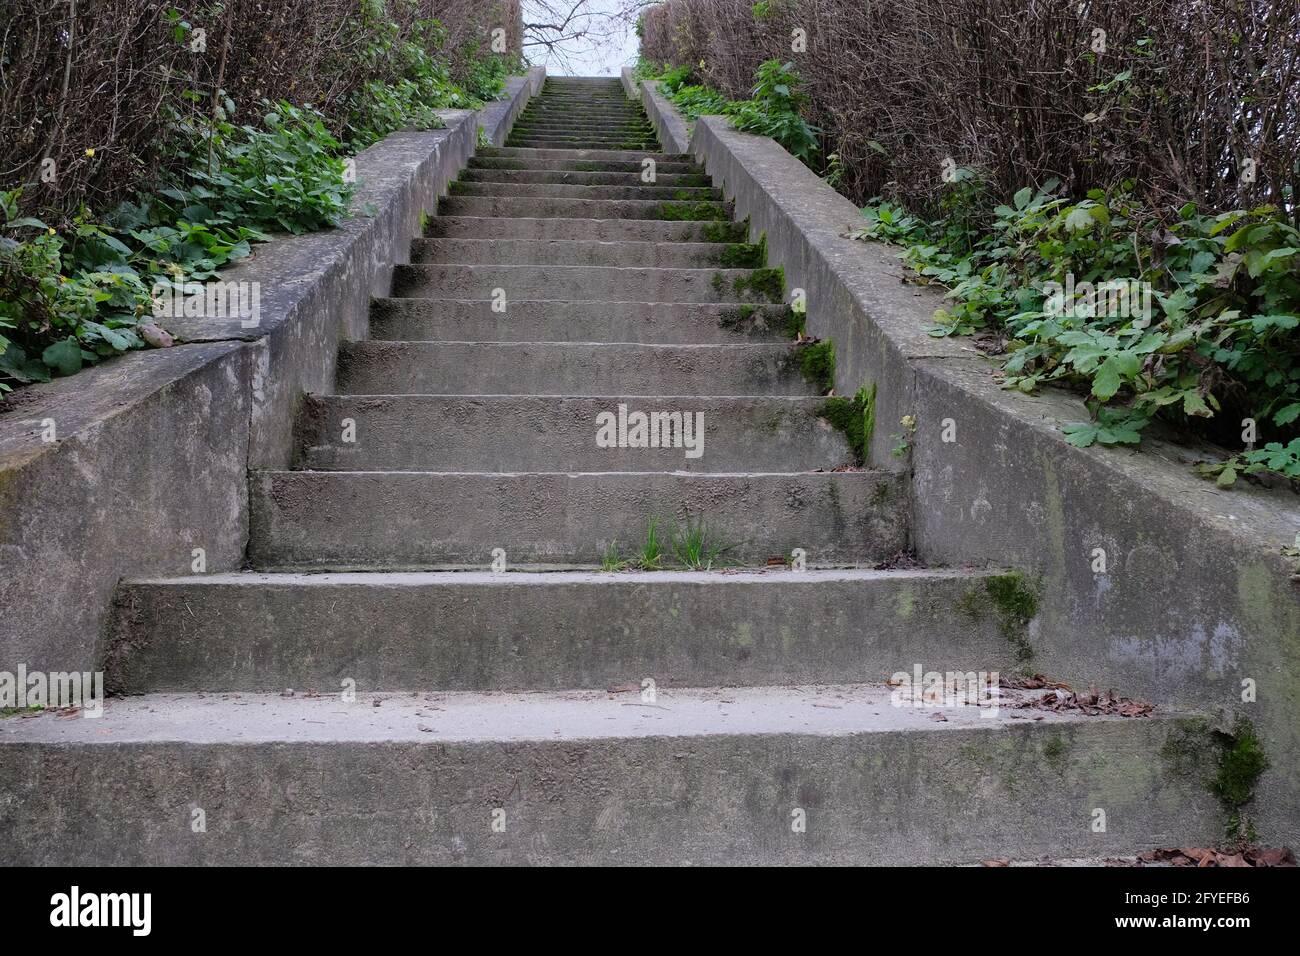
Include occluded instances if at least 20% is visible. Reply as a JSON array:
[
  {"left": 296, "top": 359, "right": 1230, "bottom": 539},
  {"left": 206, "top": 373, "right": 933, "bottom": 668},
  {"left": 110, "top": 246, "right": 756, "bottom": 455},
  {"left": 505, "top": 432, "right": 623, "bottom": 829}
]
[{"left": 0, "top": 685, "right": 1222, "bottom": 865}]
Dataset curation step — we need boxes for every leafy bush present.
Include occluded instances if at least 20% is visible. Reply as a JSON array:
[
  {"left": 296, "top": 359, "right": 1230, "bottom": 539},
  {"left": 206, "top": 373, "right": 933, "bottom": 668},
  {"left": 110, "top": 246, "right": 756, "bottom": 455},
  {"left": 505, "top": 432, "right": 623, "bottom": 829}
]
[
  {"left": 1, "top": 4, "right": 524, "bottom": 396},
  {"left": 646, "top": 60, "right": 820, "bottom": 165},
  {"left": 854, "top": 181, "right": 1300, "bottom": 482}
]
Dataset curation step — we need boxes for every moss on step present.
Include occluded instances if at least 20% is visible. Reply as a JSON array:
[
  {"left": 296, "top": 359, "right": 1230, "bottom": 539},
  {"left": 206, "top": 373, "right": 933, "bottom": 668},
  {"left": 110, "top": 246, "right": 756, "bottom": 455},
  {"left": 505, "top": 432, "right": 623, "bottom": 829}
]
[
  {"left": 447, "top": 180, "right": 472, "bottom": 195},
  {"left": 701, "top": 221, "right": 749, "bottom": 244},
  {"left": 659, "top": 201, "right": 727, "bottom": 221},
  {"left": 818, "top": 382, "right": 876, "bottom": 465},
  {"left": 955, "top": 571, "right": 1039, "bottom": 664},
  {"left": 984, "top": 572, "right": 1039, "bottom": 663},
  {"left": 716, "top": 243, "right": 765, "bottom": 269},
  {"left": 1161, "top": 715, "right": 1271, "bottom": 839},
  {"left": 731, "top": 266, "right": 785, "bottom": 304},
  {"left": 798, "top": 338, "right": 836, "bottom": 394}
]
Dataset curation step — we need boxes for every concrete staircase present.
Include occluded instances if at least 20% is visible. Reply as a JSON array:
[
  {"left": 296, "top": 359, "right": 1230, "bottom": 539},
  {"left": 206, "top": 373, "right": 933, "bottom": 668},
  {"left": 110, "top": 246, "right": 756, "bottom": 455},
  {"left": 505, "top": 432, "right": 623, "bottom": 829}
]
[{"left": 1, "top": 77, "right": 1222, "bottom": 865}]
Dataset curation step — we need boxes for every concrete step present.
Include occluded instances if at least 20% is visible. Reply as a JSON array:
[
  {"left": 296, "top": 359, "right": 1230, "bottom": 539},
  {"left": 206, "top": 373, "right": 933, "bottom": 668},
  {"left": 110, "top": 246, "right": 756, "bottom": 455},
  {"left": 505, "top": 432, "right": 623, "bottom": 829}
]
[
  {"left": 507, "top": 139, "right": 662, "bottom": 151},
  {"left": 439, "top": 195, "right": 732, "bottom": 221},
  {"left": 0, "top": 687, "right": 1222, "bottom": 864},
  {"left": 335, "top": 341, "right": 810, "bottom": 396},
  {"left": 517, "top": 108, "right": 647, "bottom": 120},
  {"left": 470, "top": 156, "right": 697, "bottom": 174},
  {"left": 423, "top": 216, "right": 741, "bottom": 242},
  {"left": 106, "top": 569, "right": 1014, "bottom": 693},
  {"left": 297, "top": 395, "right": 849, "bottom": 472},
  {"left": 409, "top": 238, "right": 750, "bottom": 268},
  {"left": 248, "top": 470, "right": 907, "bottom": 570},
  {"left": 461, "top": 168, "right": 711, "bottom": 187},
  {"left": 390, "top": 263, "right": 772, "bottom": 303},
  {"left": 369, "top": 299, "right": 793, "bottom": 344},
  {"left": 450, "top": 181, "right": 718, "bottom": 201},
  {"left": 479, "top": 146, "right": 691, "bottom": 163},
  {"left": 512, "top": 116, "right": 652, "bottom": 128},
  {"left": 510, "top": 124, "right": 655, "bottom": 137}
]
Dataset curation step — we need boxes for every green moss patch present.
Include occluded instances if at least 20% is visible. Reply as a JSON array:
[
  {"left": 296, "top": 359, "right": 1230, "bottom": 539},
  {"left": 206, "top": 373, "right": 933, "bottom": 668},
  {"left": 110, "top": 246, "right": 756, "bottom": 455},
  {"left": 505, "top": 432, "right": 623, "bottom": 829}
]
[
  {"left": 818, "top": 382, "right": 876, "bottom": 464},
  {"left": 732, "top": 266, "right": 784, "bottom": 303},
  {"left": 798, "top": 338, "right": 836, "bottom": 393},
  {"left": 658, "top": 201, "right": 727, "bottom": 221},
  {"left": 984, "top": 572, "right": 1039, "bottom": 663}
]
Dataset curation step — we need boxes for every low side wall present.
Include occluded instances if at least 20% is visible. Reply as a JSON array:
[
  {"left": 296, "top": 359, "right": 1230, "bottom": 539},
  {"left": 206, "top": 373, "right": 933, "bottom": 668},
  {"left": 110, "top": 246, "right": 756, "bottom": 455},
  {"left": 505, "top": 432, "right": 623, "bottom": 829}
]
[
  {"left": 684, "top": 112, "right": 1300, "bottom": 847},
  {"left": 634, "top": 76, "right": 691, "bottom": 154},
  {"left": 0, "top": 70, "right": 542, "bottom": 674}
]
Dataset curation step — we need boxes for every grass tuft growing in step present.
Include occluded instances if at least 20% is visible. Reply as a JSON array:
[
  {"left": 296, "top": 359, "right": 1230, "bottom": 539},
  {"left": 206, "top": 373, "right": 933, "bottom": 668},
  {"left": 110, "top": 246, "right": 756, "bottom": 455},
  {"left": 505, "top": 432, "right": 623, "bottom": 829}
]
[
  {"left": 701, "top": 220, "right": 749, "bottom": 243},
  {"left": 602, "top": 516, "right": 736, "bottom": 571}
]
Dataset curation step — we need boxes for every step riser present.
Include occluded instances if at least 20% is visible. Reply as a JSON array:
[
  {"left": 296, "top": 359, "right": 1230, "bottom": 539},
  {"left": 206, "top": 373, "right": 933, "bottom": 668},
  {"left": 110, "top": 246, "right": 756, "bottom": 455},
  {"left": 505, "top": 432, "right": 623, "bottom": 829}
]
[
  {"left": 423, "top": 216, "right": 739, "bottom": 242},
  {"left": 336, "top": 342, "right": 810, "bottom": 396},
  {"left": 369, "top": 299, "right": 791, "bottom": 344},
  {"left": 298, "top": 396, "right": 848, "bottom": 472},
  {"left": 507, "top": 141, "right": 662, "bottom": 151},
  {"left": 410, "top": 239, "right": 746, "bottom": 268},
  {"left": 471, "top": 158, "right": 697, "bottom": 174},
  {"left": 513, "top": 118, "right": 653, "bottom": 128},
  {"left": 0, "top": 719, "right": 1220, "bottom": 865},
  {"left": 462, "top": 170, "right": 710, "bottom": 187},
  {"left": 451, "top": 183, "right": 717, "bottom": 201},
  {"left": 480, "top": 146, "right": 690, "bottom": 162},
  {"left": 248, "top": 471, "right": 907, "bottom": 570},
  {"left": 107, "top": 572, "right": 1016, "bottom": 693},
  {"left": 439, "top": 196, "right": 731, "bottom": 221},
  {"left": 390, "top": 264, "right": 768, "bottom": 303}
]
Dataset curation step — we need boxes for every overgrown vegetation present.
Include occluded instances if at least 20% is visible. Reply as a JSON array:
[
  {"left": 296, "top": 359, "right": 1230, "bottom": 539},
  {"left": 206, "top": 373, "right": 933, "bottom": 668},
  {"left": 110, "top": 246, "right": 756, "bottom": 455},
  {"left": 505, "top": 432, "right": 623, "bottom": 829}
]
[
  {"left": 854, "top": 182, "right": 1300, "bottom": 482},
  {"left": 638, "top": 58, "right": 819, "bottom": 165},
  {"left": 0, "top": 1, "right": 521, "bottom": 394}
]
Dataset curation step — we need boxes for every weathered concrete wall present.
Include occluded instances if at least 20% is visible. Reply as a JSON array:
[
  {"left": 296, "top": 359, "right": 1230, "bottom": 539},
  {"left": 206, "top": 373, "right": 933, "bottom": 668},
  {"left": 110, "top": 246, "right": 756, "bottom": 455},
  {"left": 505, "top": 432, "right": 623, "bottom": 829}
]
[
  {"left": 634, "top": 76, "right": 691, "bottom": 154},
  {"left": 679, "top": 111, "right": 1300, "bottom": 847},
  {"left": 0, "top": 71, "right": 542, "bottom": 674}
]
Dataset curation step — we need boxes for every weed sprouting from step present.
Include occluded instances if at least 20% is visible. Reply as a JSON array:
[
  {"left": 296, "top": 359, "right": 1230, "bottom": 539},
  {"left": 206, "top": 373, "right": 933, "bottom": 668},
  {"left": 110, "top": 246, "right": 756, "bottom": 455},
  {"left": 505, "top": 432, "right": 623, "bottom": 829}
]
[
  {"left": 600, "top": 540, "right": 629, "bottom": 572},
  {"left": 818, "top": 382, "right": 876, "bottom": 465},
  {"left": 447, "top": 180, "right": 471, "bottom": 195},
  {"left": 634, "top": 517, "right": 666, "bottom": 570},
  {"left": 601, "top": 516, "right": 737, "bottom": 571},
  {"left": 659, "top": 201, "right": 727, "bottom": 221},
  {"left": 798, "top": 338, "right": 836, "bottom": 393},
  {"left": 669, "top": 515, "right": 736, "bottom": 570}
]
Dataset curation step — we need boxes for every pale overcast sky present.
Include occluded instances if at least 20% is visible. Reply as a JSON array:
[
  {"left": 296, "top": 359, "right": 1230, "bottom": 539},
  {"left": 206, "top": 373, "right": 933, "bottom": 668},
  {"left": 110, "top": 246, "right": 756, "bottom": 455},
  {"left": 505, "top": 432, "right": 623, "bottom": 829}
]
[{"left": 522, "top": 0, "right": 641, "bottom": 77}]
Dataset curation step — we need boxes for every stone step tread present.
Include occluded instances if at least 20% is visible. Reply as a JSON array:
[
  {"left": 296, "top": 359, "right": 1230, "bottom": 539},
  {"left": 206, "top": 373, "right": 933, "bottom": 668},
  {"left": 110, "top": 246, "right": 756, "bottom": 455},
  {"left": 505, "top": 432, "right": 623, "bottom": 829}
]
[
  {"left": 409, "top": 238, "right": 748, "bottom": 266},
  {"left": 368, "top": 299, "right": 791, "bottom": 343},
  {"left": 247, "top": 469, "right": 908, "bottom": 571},
  {"left": 469, "top": 158, "right": 698, "bottom": 174},
  {"left": 449, "top": 182, "right": 718, "bottom": 200},
  {"left": 334, "top": 341, "right": 812, "bottom": 397},
  {"left": 0, "top": 682, "right": 1197, "bottom": 743},
  {"left": 389, "top": 263, "right": 774, "bottom": 303},
  {"left": 438, "top": 196, "right": 733, "bottom": 221},
  {"left": 296, "top": 394, "right": 849, "bottom": 472},
  {"left": 105, "top": 568, "right": 1018, "bottom": 693},
  {"left": 480, "top": 146, "right": 692, "bottom": 162},
  {"left": 422, "top": 216, "right": 733, "bottom": 241}
]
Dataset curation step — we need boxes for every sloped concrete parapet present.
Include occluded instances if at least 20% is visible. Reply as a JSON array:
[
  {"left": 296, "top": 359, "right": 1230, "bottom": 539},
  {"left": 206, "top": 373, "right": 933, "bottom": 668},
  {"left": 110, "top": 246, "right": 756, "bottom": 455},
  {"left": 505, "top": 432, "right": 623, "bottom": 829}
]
[
  {"left": 675, "top": 105, "right": 1300, "bottom": 848},
  {"left": 0, "top": 71, "right": 543, "bottom": 674}
]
